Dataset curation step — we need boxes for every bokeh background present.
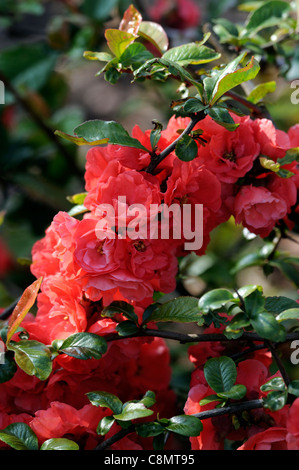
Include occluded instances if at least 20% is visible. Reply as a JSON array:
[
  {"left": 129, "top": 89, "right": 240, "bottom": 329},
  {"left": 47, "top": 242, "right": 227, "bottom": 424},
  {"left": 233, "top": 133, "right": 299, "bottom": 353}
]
[{"left": 0, "top": 0, "right": 298, "bottom": 401}]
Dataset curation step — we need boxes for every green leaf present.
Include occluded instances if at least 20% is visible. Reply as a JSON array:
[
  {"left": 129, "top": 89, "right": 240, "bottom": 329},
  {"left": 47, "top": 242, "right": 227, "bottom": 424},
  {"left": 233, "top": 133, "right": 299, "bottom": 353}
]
[
  {"left": 83, "top": 51, "right": 114, "bottom": 63},
  {"left": 245, "top": 0, "right": 292, "bottom": 34},
  {"left": 101, "top": 301, "right": 138, "bottom": 323},
  {"left": 269, "top": 260, "right": 299, "bottom": 287},
  {"left": 66, "top": 192, "right": 88, "bottom": 205},
  {"left": 145, "top": 296, "right": 201, "bottom": 323},
  {"left": 205, "top": 53, "right": 260, "bottom": 106},
  {"left": 73, "top": 120, "right": 149, "bottom": 151},
  {"left": 162, "top": 43, "right": 221, "bottom": 66},
  {"left": 165, "top": 415, "right": 203, "bottom": 437},
  {"left": 217, "top": 384, "right": 247, "bottom": 400},
  {"left": 247, "top": 81, "right": 276, "bottom": 104},
  {"left": 262, "top": 390, "right": 288, "bottom": 411},
  {"left": 138, "top": 21, "right": 169, "bottom": 54},
  {"left": 58, "top": 333, "right": 107, "bottom": 360},
  {"left": 243, "top": 288, "right": 265, "bottom": 319},
  {"left": 277, "top": 147, "right": 299, "bottom": 166},
  {"left": 40, "top": 438, "right": 80, "bottom": 450},
  {"left": 225, "top": 312, "right": 251, "bottom": 332},
  {"left": 115, "top": 321, "right": 140, "bottom": 336},
  {"left": 260, "top": 377, "right": 286, "bottom": 392},
  {"left": 207, "top": 106, "right": 240, "bottom": 130},
  {"left": 87, "top": 391, "right": 123, "bottom": 414},
  {"left": 0, "top": 423, "right": 39, "bottom": 450},
  {"left": 276, "top": 308, "right": 299, "bottom": 322},
  {"left": 54, "top": 130, "right": 109, "bottom": 147},
  {"left": 198, "top": 289, "right": 235, "bottom": 313},
  {"left": 288, "top": 380, "right": 299, "bottom": 397},
  {"left": 0, "top": 353, "right": 17, "bottom": 383},
  {"left": 105, "top": 29, "right": 136, "bottom": 57},
  {"left": 136, "top": 421, "right": 165, "bottom": 438},
  {"left": 183, "top": 98, "right": 207, "bottom": 113},
  {"left": 199, "top": 394, "right": 222, "bottom": 406},
  {"left": 139, "top": 391, "right": 156, "bottom": 408},
  {"left": 96, "top": 416, "right": 115, "bottom": 436},
  {"left": 250, "top": 312, "right": 286, "bottom": 342},
  {"left": 265, "top": 296, "right": 299, "bottom": 314},
  {"left": 114, "top": 402, "right": 154, "bottom": 421},
  {"left": 204, "top": 356, "right": 237, "bottom": 393},
  {"left": 175, "top": 134, "right": 198, "bottom": 162},
  {"left": 7, "top": 340, "right": 53, "bottom": 381},
  {"left": 68, "top": 205, "right": 89, "bottom": 217},
  {"left": 119, "top": 42, "right": 154, "bottom": 69},
  {"left": 150, "top": 120, "right": 163, "bottom": 151}
]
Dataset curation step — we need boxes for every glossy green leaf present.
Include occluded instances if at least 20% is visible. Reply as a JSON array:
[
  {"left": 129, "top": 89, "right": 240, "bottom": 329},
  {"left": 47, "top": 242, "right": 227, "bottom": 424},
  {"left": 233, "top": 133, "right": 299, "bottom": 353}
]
[
  {"left": 136, "top": 421, "right": 165, "bottom": 438},
  {"left": 204, "top": 356, "right": 237, "bottom": 393},
  {"left": 7, "top": 340, "right": 53, "bottom": 381},
  {"left": 165, "top": 415, "right": 203, "bottom": 437},
  {"left": 175, "top": 134, "right": 198, "bottom": 162},
  {"left": 58, "top": 333, "right": 107, "bottom": 360},
  {"left": 288, "top": 380, "right": 299, "bottom": 397},
  {"left": 162, "top": 42, "right": 221, "bottom": 66},
  {"left": 243, "top": 288, "right": 265, "bottom": 319},
  {"left": 250, "top": 312, "right": 286, "bottom": 342},
  {"left": 102, "top": 301, "right": 138, "bottom": 323},
  {"left": 209, "top": 55, "right": 260, "bottom": 105},
  {"left": 262, "top": 390, "right": 288, "bottom": 411},
  {"left": 40, "top": 438, "right": 80, "bottom": 450},
  {"left": 217, "top": 384, "right": 247, "bottom": 400},
  {"left": 277, "top": 147, "right": 299, "bottom": 166},
  {"left": 73, "top": 120, "right": 149, "bottom": 150},
  {"left": 0, "top": 423, "right": 39, "bottom": 450},
  {"left": 87, "top": 391, "right": 123, "bottom": 415},
  {"left": 115, "top": 321, "right": 140, "bottom": 336},
  {"left": 276, "top": 308, "right": 299, "bottom": 322},
  {"left": 96, "top": 416, "right": 115, "bottom": 436},
  {"left": 0, "top": 352, "right": 17, "bottom": 384},
  {"left": 245, "top": 0, "right": 292, "bottom": 34},
  {"left": 265, "top": 296, "right": 299, "bottom": 314},
  {"left": 198, "top": 289, "right": 235, "bottom": 313},
  {"left": 139, "top": 391, "right": 156, "bottom": 408},
  {"left": 260, "top": 377, "right": 286, "bottom": 392},
  {"left": 145, "top": 296, "right": 201, "bottom": 323},
  {"left": 114, "top": 402, "right": 154, "bottom": 421},
  {"left": 207, "top": 106, "right": 240, "bottom": 130}
]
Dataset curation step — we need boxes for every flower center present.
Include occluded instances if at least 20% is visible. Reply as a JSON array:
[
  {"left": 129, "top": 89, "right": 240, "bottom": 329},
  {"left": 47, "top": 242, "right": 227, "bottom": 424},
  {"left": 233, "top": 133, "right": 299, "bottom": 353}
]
[
  {"left": 224, "top": 150, "right": 236, "bottom": 162},
  {"left": 133, "top": 240, "right": 146, "bottom": 252}
]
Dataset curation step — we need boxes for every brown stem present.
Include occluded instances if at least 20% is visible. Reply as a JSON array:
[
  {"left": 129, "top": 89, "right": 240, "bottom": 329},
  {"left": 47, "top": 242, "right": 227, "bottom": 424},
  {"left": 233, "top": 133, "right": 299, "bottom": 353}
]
[
  {"left": 265, "top": 340, "right": 291, "bottom": 387},
  {"left": 145, "top": 112, "right": 205, "bottom": 174},
  {"left": 104, "top": 328, "right": 299, "bottom": 345}
]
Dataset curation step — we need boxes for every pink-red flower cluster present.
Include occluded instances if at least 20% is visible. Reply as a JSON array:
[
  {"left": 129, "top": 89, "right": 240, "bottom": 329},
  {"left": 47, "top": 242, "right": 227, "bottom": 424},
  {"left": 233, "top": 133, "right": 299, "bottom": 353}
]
[{"left": 1, "top": 112, "right": 299, "bottom": 450}]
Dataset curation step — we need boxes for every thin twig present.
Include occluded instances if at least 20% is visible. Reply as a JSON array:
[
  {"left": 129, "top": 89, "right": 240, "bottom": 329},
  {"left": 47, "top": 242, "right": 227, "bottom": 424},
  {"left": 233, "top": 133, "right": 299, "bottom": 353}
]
[
  {"left": 264, "top": 340, "right": 291, "bottom": 387},
  {"left": 145, "top": 112, "right": 205, "bottom": 174}
]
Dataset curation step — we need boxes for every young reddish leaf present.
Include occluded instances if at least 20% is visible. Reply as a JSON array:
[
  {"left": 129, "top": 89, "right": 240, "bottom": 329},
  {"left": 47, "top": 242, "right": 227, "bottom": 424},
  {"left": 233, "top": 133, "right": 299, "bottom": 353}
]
[
  {"left": 105, "top": 29, "right": 136, "bottom": 58},
  {"left": 6, "top": 277, "right": 43, "bottom": 345},
  {"left": 138, "top": 21, "right": 169, "bottom": 54},
  {"left": 119, "top": 4, "right": 142, "bottom": 36}
]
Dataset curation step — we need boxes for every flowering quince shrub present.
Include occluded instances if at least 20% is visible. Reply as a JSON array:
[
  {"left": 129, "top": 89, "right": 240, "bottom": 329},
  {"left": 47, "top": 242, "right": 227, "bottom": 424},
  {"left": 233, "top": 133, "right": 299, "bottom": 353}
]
[{"left": 1, "top": 2, "right": 299, "bottom": 452}]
